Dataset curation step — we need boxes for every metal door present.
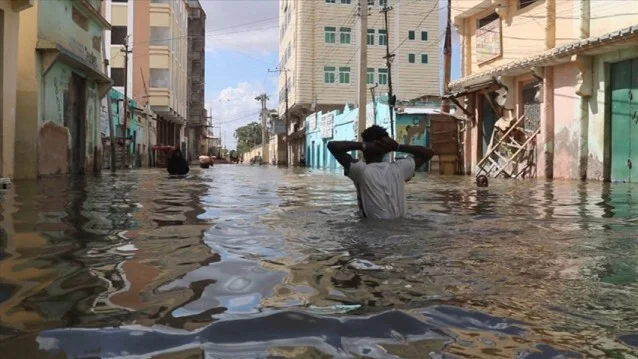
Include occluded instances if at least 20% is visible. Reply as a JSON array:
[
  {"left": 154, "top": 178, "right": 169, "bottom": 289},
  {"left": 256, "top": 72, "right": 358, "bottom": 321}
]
[{"left": 610, "top": 58, "right": 638, "bottom": 182}]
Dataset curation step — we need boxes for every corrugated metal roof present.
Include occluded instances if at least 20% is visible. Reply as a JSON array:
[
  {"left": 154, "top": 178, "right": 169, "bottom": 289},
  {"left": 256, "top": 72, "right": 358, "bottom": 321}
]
[{"left": 449, "top": 25, "right": 638, "bottom": 91}]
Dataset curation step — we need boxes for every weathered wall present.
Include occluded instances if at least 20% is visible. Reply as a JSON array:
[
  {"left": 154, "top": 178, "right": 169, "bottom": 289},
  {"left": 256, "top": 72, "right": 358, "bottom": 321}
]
[
  {"left": 15, "top": 2, "right": 40, "bottom": 179},
  {"left": 552, "top": 63, "right": 580, "bottom": 179},
  {"left": 0, "top": 1, "right": 24, "bottom": 178},
  {"left": 16, "top": 0, "right": 107, "bottom": 178}
]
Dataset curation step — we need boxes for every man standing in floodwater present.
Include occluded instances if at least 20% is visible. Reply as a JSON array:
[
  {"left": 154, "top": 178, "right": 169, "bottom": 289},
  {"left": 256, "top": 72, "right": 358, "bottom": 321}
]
[
  {"left": 167, "top": 149, "right": 189, "bottom": 175},
  {"left": 327, "top": 125, "right": 434, "bottom": 219}
]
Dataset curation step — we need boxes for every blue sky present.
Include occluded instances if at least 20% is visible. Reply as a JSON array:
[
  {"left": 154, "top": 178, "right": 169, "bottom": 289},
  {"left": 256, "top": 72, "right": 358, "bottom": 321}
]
[{"left": 201, "top": 0, "right": 460, "bottom": 149}]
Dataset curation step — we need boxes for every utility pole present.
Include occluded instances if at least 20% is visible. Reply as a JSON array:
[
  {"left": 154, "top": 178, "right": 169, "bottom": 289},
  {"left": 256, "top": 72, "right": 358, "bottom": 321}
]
[
  {"left": 268, "top": 67, "right": 289, "bottom": 165},
  {"left": 357, "top": 1, "right": 368, "bottom": 147},
  {"left": 442, "top": 0, "right": 452, "bottom": 113},
  {"left": 121, "top": 35, "right": 133, "bottom": 168},
  {"left": 102, "top": 37, "right": 116, "bottom": 172},
  {"left": 381, "top": 5, "right": 396, "bottom": 142},
  {"left": 370, "top": 83, "right": 379, "bottom": 125},
  {"left": 255, "top": 93, "right": 270, "bottom": 162}
]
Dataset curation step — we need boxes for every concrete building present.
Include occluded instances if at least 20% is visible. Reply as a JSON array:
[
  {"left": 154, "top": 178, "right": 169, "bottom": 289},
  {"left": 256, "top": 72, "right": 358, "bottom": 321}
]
[
  {"left": 15, "top": 0, "right": 112, "bottom": 179},
  {"left": 103, "top": 0, "right": 189, "bottom": 156},
  {"left": 278, "top": 0, "right": 441, "bottom": 166},
  {"left": 0, "top": 0, "right": 33, "bottom": 179},
  {"left": 448, "top": 0, "right": 638, "bottom": 182},
  {"left": 186, "top": 0, "right": 206, "bottom": 161}
]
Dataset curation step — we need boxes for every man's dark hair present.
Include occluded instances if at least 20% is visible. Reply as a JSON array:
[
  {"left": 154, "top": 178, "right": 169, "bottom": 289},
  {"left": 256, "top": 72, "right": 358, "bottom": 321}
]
[{"left": 361, "top": 125, "right": 389, "bottom": 143}]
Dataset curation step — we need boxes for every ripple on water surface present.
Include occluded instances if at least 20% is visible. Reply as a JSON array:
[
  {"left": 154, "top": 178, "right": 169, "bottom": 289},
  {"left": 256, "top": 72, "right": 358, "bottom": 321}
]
[{"left": 0, "top": 166, "right": 637, "bottom": 358}]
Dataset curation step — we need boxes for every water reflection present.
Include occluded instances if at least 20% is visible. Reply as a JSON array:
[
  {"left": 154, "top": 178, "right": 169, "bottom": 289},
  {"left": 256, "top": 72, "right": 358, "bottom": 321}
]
[{"left": 0, "top": 166, "right": 637, "bottom": 358}]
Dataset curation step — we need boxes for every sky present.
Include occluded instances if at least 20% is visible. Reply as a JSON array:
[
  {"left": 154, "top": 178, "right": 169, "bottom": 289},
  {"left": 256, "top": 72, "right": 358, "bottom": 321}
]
[{"left": 200, "top": 0, "right": 460, "bottom": 149}]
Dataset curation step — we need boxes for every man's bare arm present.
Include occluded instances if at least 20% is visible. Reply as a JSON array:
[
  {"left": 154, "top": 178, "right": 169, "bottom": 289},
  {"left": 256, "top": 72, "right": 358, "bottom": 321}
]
[
  {"left": 327, "top": 141, "right": 363, "bottom": 172},
  {"left": 397, "top": 144, "right": 434, "bottom": 169}
]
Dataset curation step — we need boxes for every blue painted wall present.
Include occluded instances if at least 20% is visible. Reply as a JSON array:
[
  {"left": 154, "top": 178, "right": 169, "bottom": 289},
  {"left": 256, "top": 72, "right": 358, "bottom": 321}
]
[
  {"left": 305, "top": 98, "right": 392, "bottom": 171},
  {"left": 305, "top": 97, "right": 438, "bottom": 171}
]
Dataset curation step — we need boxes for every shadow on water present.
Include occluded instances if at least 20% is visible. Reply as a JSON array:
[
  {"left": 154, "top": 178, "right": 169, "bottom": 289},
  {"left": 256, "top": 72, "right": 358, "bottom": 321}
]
[{"left": 1, "top": 166, "right": 638, "bottom": 358}]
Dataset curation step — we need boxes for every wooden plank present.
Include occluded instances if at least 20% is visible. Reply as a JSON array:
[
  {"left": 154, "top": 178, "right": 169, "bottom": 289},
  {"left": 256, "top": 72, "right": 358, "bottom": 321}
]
[
  {"left": 493, "top": 129, "right": 541, "bottom": 177},
  {"left": 475, "top": 115, "right": 526, "bottom": 169}
]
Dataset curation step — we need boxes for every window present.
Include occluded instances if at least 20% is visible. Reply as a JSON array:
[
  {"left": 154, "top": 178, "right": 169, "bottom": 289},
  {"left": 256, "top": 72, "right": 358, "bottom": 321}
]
[
  {"left": 379, "top": 0, "right": 387, "bottom": 7},
  {"left": 340, "top": 27, "right": 351, "bottom": 44},
  {"left": 421, "top": 54, "right": 428, "bottom": 63},
  {"left": 111, "top": 26, "right": 128, "bottom": 45},
  {"left": 324, "top": 66, "right": 336, "bottom": 83},
  {"left": 150, "top": 69, "right": 170, "bottom": 88},
  {"left": 366, "top": 68, "right": 374, "bottom": 84},
  {"left": 378, "top": 68, "right": 388, "bottom": 85},
  {"left": 421, "top": 31, "right": 428, "bottom": 41},
  {"left": 408, "top": 31, "right": 415, "bottom": 40},
  {"left": 324, "top": 26, "right": 336, "bottom": 43},
  {"left": 368, "top": 0, "right": 374, "bottom": 5},
  {"left": 339, "top": 67, "right": 350, "bottom": 84},
  {"left": 408, "top": 54, "right": 415, "bottom": 63},
  {"left": 111, "top": 68, "right": 125, "bottom": 87},
  {"left": 378, "top": 29, "right": 387, "bottom": 46},
  {"left": 367, "top": 29, "right": 375, "bottom": 45},
  {"left": 72, "top": 7, "right": 89, "bottom": 31},
  {"left": 519, "top": 0, "right": 539, "bottom": 9},
  {"left": 325, "top": 0, "right": 336, "bottom": 3},
  {"left": 341, "top": 0, "right": 352, "bottom": 3},
  {"left": 150, "top": 26, "right": 170, "bottom": 46},
  {"left": 478, "top": 12, "right": 499, "bottom": 28},
  {"left": 112, "top": 0, "right": 128, "bottom": 2}
]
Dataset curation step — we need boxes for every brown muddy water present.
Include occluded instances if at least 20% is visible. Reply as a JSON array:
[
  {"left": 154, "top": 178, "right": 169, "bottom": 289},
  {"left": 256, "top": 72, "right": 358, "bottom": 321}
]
[{"left": 0, "top": 165, "right": 637, "bottom": 358}]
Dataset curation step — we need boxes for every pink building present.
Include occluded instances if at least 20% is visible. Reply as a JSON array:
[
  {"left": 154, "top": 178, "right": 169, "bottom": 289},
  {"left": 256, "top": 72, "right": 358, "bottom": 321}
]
[{"left": 448, "top": 0, "right": 638, "bottom": 182}]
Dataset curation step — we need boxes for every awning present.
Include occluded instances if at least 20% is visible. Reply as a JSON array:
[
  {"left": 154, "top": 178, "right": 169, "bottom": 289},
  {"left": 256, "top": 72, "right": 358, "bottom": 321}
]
[
  {"left": 449, "top": 25, "right": 638, "bottom": 91},
  {"left": 37, "top": 40, "right": 112, "bottom": 97}
]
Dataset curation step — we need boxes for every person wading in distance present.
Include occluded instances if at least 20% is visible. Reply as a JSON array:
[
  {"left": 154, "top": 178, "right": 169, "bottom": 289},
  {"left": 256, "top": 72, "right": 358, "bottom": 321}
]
[{"left": 327, "top": 125, "right": 434, "bottom": 219}]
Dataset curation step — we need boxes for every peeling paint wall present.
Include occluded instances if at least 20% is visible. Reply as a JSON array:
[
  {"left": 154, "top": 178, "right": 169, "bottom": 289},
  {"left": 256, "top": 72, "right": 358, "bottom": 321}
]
[{"left": 552, "top": 63, "right": 580, "bottom": 179}]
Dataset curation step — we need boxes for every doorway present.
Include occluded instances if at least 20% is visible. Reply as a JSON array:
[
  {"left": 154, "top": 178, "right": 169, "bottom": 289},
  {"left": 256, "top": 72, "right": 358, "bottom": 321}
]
[
  {"left": 610, "top": 58, "right": 638, "bottom": 183},
  {"left": 480, "top": 92, "right": 497, "bottom": 157},
  {"left": 64, "top": 72, "right": 87, "bottom": 174}
]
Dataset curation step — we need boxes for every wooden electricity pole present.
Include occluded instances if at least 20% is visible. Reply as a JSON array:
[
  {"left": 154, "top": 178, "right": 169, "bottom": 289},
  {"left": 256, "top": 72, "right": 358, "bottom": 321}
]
[
  {"left": 357, "top": 1, "right": 368, "bottom": 146},
  {"left": 381, "top": 5, "right": 395, "bottom": 141},
  {"left": 255, "top": 93, "right": 270, "bottom": 162},
  {"left": 442, "top": 0, "right": 452, "bottom": 113}
]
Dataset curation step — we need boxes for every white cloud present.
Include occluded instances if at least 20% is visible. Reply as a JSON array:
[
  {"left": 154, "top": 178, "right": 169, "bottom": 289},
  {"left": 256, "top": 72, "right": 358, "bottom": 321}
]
[
  {"left": 207, "top": 82, "right": 275, "bottom": 149},
  {"left": 200, "top": 1, "right": 279, "bottom": 54}
]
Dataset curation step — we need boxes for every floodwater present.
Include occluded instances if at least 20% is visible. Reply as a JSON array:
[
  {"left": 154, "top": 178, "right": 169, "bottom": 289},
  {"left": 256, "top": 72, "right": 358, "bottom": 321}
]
[{"left": 1, "top": 165, "right": 637, "bottom": 359}]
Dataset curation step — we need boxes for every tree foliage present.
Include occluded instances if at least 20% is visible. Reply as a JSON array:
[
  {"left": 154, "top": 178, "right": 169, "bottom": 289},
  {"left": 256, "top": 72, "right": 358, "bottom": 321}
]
[{"left": 234, "top": 122, "right": 262, "bottom": 153}]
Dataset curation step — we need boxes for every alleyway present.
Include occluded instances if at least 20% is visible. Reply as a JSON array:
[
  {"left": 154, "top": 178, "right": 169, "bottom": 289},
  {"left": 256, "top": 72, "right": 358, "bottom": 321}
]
[{"left": 1, "top": 166, "right": 637, "bottom": 357}]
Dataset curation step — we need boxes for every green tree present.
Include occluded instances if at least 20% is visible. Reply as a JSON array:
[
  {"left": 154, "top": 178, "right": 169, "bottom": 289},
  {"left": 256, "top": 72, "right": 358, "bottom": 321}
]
[{"left": 234, "top": 122, "right": 262, "bottom": 154}]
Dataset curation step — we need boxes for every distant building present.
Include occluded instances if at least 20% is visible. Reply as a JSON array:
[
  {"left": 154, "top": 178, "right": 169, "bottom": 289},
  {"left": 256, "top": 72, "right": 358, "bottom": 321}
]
[
  {"left": 103, "top": 0, "right": 189, "bottom": 153},
  {"left": 16, "top": 0, "right": 112, "bottom": 178},
  {"left": 186, "top": 0, "right": 206, "bottom": 161},
  {"left": 278, "top": 0, "right": 441, "bottom": 166}
]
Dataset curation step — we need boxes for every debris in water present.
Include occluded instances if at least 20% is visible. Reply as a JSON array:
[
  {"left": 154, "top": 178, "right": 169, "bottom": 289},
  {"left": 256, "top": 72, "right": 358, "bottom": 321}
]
[{"left": 307, "top": 304, "right": 361, "bottom": 315}]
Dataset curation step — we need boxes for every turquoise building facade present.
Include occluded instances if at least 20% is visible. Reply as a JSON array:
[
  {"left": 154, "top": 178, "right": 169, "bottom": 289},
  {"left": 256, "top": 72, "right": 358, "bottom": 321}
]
[{"left": 305, "top": 97, "right": 437, "bottom": 171}]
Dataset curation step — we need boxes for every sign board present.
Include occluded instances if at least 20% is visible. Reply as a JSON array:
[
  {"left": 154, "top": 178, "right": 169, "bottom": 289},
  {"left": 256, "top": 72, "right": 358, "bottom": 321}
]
[
  {"left": 476, "top": 18, "right": 502, "bottom": 64},
  {"left": 321, "top": 113, "right": 334, "bottom": 138},
  {"left": 309, "top": 114, "right": 317, "bottom": 131},
  {"left": 366, "top": 109, "right": 375, "bottom": 128}
]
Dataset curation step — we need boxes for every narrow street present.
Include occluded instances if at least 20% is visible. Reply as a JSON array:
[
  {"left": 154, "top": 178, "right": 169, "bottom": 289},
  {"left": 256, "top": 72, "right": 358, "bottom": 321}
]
[{"left": 1, "top": 165, "right": 637, "bottom": 357}]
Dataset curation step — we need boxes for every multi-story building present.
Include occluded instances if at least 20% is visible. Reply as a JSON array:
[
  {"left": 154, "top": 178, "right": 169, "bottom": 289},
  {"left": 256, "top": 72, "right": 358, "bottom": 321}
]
[
  {"left": 15, "top": 0, "right": 112, "bottom": 179},
  {"left": 186, "top": 0, "right": 206, "bottom": 161},
  {"left": 449, "top": 0, "right": 638, "bottom": 182},
  {"left": 103, "top": 0, "right": 189, "bottom": 155},
  {"left": 278, "top": 0, "right": 441, "bottom": 165},
  {"left": 0, "top": 0, "right": 33, "bottom": 179}
]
